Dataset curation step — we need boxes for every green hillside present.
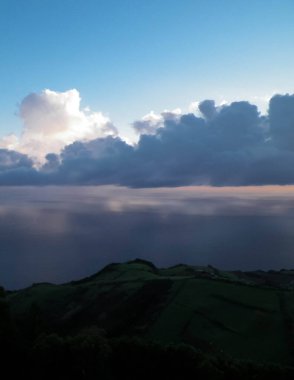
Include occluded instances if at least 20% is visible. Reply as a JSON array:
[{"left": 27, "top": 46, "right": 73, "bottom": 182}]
[{"left": 6, "top": 259, "right": 294, "bottom": 367}]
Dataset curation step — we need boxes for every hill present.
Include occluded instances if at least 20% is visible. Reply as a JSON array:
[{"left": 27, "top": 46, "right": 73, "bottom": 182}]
[{"left": 5, "top": 259, "right": 294, "bottom": 368}]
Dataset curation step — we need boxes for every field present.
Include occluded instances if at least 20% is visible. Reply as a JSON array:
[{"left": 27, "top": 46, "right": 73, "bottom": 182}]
[{"left": 7, "top": 259, "right": 294, "bottom": 365}]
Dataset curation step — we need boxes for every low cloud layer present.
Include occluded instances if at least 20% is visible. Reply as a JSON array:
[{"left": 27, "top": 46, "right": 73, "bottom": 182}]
[{"left": 1, "top": 92, "right": 294, "bottom": 187}]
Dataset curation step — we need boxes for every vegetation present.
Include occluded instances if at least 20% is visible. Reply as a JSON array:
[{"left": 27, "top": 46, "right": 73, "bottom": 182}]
[{"left": 2, "top": 259, "right": 294, "bottom": 378}]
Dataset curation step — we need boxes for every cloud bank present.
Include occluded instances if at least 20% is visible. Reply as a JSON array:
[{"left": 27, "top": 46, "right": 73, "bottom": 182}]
[{"left": 1, "top": 92, "right": 294, "bottom": 187}]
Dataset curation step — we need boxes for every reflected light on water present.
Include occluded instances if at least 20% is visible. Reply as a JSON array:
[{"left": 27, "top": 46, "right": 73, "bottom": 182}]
[{"left": 1, "top": 185, "right": 294, "bottom": 289}]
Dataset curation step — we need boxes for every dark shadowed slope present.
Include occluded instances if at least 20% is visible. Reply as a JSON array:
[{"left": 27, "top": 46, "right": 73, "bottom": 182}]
[{"left": 6, "top": 259, "right": 294, "bottom": 365}]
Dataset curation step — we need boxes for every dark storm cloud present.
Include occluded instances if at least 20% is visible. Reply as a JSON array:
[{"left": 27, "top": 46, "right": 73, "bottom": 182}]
[
  {"left": 53, "top": 137, "right": 134, "bottom": 185},
  {"left": 0, "top": 149, "right": 33, "bottom": 170},
  {"left": 1, "top": 93, "right": 294, "bottom": 187},
  {"left": 198, "top": 99, "right": 217, "bottom": 120},
  {"left": 0, "top": 149, "right": 42, "bottom": 185},
  {"left": 269, "top": 94, "right": 294, "bottom": 150}
]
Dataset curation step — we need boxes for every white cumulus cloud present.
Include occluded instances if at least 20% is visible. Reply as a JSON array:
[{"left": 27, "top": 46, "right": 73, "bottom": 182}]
[{"left": 0, "top": 89, "right": 117, "bottom": 164}]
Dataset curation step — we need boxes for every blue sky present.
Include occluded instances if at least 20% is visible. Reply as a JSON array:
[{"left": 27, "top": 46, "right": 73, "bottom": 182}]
[{"left": 0, "top": 0, "right": 294, "bottom": 139}]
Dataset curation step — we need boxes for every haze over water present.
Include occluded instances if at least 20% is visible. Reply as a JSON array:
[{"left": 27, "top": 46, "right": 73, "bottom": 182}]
[{"left": 2, "top": 185, "right": 294, "bottom": 289}]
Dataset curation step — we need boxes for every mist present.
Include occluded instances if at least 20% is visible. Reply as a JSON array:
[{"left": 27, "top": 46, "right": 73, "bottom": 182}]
[{"left": 2, "top": 185, "right": 294, "bottom": 289}]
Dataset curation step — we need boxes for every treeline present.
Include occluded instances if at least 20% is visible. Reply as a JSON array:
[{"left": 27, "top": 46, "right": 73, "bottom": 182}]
[{"left": 2, "top": 327, "right": 294, "bottom": 379}]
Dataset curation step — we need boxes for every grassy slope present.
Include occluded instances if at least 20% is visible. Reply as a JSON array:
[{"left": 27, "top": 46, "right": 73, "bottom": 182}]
[
  {"left": 148, "top": 279, "right": 289, "bottom": 364},
  {"left": 7, "top": 260, "right": 294, "bottom": 365}
]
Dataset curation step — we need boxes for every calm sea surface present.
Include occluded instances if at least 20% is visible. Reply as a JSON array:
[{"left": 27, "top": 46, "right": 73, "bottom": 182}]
[{"left": 1, "top": 185, "right": 294, "bottom": 289}]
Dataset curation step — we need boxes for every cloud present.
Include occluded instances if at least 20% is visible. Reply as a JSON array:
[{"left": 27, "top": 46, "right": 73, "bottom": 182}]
[
  {"left": 0, "top": 134, "right": 19, "bottom": 150},
  {"left": 198, "top": 99, "right": 217, "bottom": 120},
  {"left": 188, "top": 101, "right": 200, "bottom": 113},
  {"left": 269, "top": 94, "right": 294, "bottom": 150},
  {"left": 0, "top": 89, "right": 117, "bottom": 164},
  {"left": 0, "top": 149, "right": 41, "bottom": 185},
  {"left": 132, "top": 111, "right": 163, "bottom": 135},
  {"left": 1, "top": 92, "right": 294, "bottom": 187},
  {"left": 54, "top": 136, "right": 133, "bottom": 185},
  {"left": 132, "top": 108, "right": 181, "bottom": 135},
  {"left": 0, "top": 149, "right": 33, "bottom": 171}
]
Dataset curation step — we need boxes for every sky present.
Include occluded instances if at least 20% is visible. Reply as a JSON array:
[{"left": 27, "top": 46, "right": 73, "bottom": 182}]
[
  {"left": 0, "top": 0, "right": 293, "bottom": 187},
  {"left": 1, "top": 1, "right": 294, "bottom": 285},
  {"left": 0, "top": 0, "right": 294, "bottom": 140}
]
